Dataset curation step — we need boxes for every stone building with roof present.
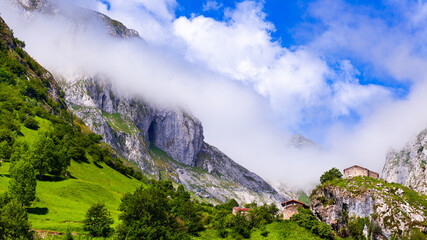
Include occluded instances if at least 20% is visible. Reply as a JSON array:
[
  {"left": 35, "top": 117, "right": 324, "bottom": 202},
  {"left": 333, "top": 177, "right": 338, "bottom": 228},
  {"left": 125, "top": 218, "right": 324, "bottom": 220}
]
[
  {"left": 281, "top": 199, "right": 309, "bottom": 220},
  {"left": 343, "top": 165, "right": 379, "bottom": 179}
]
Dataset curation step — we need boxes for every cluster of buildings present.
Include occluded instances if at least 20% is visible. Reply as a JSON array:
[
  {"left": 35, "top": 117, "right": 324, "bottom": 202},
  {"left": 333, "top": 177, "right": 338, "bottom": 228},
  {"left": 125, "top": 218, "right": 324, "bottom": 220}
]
[{"left": 233, "top": 165, "right": 379, "bottom": 219}]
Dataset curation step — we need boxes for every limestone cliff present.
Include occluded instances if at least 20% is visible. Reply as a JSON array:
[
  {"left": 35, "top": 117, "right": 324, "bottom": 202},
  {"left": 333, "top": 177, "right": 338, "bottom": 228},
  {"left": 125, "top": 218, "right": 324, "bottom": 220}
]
[
  {"left": 311, "top": 177, "right": 427, "bottom": 239},
  {"left": 382, "top": 129, "right": 427, "bottom": 195},
  {"left": 59, "top": 74, "right": 286, "bottom": 205}
]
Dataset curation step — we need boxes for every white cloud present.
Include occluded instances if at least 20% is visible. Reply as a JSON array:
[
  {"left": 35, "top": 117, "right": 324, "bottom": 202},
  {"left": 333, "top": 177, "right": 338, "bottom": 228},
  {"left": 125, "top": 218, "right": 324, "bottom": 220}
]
[
  {"left": 202, "top": 0, "right": 223, "bottom": 11},
  {"left": 173, "top": 1, "right": 389, "bottom": 128}
]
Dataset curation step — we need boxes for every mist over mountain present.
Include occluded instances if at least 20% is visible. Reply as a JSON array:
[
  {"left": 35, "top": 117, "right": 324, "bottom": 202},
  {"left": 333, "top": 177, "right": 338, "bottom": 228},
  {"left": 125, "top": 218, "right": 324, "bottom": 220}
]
[{"left": 2, "top": 0, "right": 427, "bottom": 190}]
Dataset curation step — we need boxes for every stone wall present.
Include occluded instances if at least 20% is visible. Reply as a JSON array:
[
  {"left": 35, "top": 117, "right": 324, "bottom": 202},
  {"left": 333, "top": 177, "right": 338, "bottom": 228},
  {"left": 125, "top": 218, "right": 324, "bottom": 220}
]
[
  {"left": 344, "top": 166, "right": 378, "bottom": 179},
  {"left": 282, "top": 204, "right": 303, "bottom": 220}
]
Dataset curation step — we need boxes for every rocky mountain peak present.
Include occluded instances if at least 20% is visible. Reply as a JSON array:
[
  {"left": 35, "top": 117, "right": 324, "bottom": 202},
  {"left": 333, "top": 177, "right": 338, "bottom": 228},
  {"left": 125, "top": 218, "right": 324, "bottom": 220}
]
[{"left": 382, "top": 128, "right": 427, "bottom": 195}]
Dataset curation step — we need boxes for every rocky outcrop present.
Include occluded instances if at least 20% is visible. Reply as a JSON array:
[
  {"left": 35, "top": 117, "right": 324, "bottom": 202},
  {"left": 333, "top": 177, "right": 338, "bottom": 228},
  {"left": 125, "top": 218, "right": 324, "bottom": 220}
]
[
  {"left": 289, "top": 134, "right": 318, "bottom": 149},
  {"left": 382, "top": 129, "right": 427, "bottom": 195},
  {"left": 311, "top": 177, "right": 427, "bottom": 239},
  {"left": 149, "top": 110, "right": 204, "bottom": 166},
  {"left": 196, "top": 143, "right": 280, "bottom": 195},
  {"left": 59, "top": 74, "right": 285, "bottom": 205},
  {"left": 14, "top": 0, "right": 140, "bottom": 39}
]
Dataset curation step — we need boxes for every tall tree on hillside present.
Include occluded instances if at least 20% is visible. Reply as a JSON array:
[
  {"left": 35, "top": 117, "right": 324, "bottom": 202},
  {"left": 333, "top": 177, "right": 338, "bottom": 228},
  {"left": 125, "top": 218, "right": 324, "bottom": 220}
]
[
  {"left": 8, "top": 160, "right": 37, "bottom": 206},
  {"left": 116, "top": 182, "right": 189, "bottom": 240},
  {"left": 83, "top": 203, "right": 114, "bottom": 237},
  {"left": 0, "top": 194, "right": 33, "bottom": 240}
]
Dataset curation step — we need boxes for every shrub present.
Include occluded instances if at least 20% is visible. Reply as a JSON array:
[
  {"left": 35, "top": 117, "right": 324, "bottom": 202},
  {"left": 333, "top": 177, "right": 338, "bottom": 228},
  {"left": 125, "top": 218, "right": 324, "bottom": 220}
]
[
  {"left": 0, "top": 197, "right": 33, "bottom": 239},
  {"left": 8, "top": 160, "right": 37, "bottom": 206},
  {"left": 23, "top": 116, "right": 39, "bottom": 130},
  {"left": 83, "top": 203, "right": 114, "bottom": 237},
  {"left": 320, "top": 168, "right": 343, "bottom": 184},
  {"left": 291, "top": 207, "right": 335, "bottom": 240}
]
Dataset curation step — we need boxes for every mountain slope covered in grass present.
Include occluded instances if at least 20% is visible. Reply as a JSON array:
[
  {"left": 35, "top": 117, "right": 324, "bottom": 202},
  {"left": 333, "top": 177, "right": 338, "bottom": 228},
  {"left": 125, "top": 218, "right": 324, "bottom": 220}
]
[{"left": 0, "top": 15, "right": 145, "bottom": 233}]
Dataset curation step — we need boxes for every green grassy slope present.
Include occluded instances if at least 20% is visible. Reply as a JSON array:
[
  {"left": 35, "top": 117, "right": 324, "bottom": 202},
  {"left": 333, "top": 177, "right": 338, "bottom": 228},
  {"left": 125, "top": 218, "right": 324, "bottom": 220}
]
[{"left": 0, "top": 117, "right": 143, "bottom": 233}]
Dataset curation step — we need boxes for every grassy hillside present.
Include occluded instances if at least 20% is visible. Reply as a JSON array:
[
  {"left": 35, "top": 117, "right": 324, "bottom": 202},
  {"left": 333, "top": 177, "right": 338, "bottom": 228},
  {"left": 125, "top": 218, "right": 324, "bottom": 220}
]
[
  {"left": 0, "top": 15, "right": 145, "bottom": 235},
  {"left": 0, "top": 118, "right": 143, "bottom": 233}
]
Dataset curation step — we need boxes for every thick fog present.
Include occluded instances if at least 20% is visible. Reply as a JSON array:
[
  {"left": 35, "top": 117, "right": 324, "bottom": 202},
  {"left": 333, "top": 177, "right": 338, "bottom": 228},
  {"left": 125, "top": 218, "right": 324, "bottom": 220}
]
[{"left": 1, "top": 0, "right": 427, "bottom": 189}]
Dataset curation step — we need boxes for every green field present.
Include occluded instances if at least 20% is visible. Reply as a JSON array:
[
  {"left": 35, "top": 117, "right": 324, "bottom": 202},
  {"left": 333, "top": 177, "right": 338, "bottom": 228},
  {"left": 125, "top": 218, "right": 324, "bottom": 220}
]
[{"left": 0, "top": 118, "right": 143, "bottom": 234}]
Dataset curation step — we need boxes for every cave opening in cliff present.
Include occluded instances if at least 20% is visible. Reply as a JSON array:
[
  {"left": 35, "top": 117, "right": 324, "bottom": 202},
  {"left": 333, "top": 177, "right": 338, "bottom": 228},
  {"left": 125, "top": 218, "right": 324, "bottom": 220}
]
[{"left": 148, "top": 121, "right": 156, "bottom": 145}]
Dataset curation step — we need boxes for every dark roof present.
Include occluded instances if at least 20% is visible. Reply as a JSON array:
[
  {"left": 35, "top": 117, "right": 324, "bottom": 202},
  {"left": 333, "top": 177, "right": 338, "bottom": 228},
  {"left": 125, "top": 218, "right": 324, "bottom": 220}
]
[
  {"left": 280, "top": 199, "right": 309, "bottom": 208},
  {"left": 343, "top": 165, "right": 378, "bottom": 175}
]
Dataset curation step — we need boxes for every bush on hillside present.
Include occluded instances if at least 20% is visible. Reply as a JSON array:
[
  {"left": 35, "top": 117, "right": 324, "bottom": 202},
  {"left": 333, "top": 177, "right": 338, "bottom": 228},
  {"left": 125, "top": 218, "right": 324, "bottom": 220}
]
[
  {"left": 291, "top": 207, "right": 335, "bottom": 240},
  {"left": 23, "top": 116, "right": 39, "bottom": 130},
  {"left": 0, "top": 193, "right": 33, "bottom": 239},
  {"left": 320, "top": 168, "right": 343, "bottom": 184},
  {"left": 8, "top": 160, "right": 37, "bottom": 206},
  {"left": 83, "top": 203, "right": 114, "bottom": 237}
]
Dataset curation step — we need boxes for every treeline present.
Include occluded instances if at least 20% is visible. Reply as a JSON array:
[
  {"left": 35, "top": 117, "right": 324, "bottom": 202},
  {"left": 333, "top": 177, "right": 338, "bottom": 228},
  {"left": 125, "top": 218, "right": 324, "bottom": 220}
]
[{"left": 81, "top": 180, "right": 282, "bottom": 239}]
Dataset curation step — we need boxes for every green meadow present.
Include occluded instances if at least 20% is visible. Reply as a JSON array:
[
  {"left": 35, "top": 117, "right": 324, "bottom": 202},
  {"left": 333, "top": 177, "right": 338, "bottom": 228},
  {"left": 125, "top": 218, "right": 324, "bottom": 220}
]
[{"left": 0, "top": 118, "right": 143, "bottom": 233}]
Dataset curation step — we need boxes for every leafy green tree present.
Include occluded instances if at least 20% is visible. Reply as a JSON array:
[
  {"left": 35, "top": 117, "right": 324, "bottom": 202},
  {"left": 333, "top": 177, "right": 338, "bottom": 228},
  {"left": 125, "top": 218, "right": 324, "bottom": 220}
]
[
  {"left": 8, "top": 160, "right": 37, "bottom": 206},
  {"left": 231, "top": 213, "right": 251, "bottom": 239},
  {"left": 248, "top": 203, "right": 279, "bottom": 228},
  {"left": 31, "top": 134, "right": 70, "bottom": 177},
  {"left": 83, "top": 203, "right": 114, "bottom": 237},
  {"left": 32, "top": 135, "right": 52, "bottom": 176},
  {"left": 0, "top": 194, "right": 33, "bottom": 239},
  {"left": 291, "top": 207, "right": 335, "bottom": 240},
  {"left": 23, "top": 116, "right": 39, "bottom": 130},
  {"left": 320, "top": 168, "right": 343, "bottom": 184},
  {"left": 0, "top": 141, "right": 12, "bottom": 162},
  {"left": 171, "top": 185, "right": 204, "bottom": 235},
  {"left": 116, "top": 182, "right": 189, "bottom": 240}
]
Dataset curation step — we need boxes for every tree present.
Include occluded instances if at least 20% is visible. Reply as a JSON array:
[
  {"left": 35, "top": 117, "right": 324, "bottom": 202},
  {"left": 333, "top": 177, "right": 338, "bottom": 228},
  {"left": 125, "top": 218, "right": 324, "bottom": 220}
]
[
  {"left": 83, "top": 203, "right": 114, "bottom": 237},
  {"left": 23, "top": 116, "right": 39, "bottom": 130},
  {"left": 0, "top": 140, "right": 12, "bottom": 162},
  {"left": 8, "top": 160, "right": 37, "bottom": 206},
  {"left": 320, "top": 168, "right": 343, "bottom": 184},
  {"left": 116, "top": 182, "right": 189, "bottom": 240},
  {"left": 0, "top": 194, "right": 33, "bottom": 239}
]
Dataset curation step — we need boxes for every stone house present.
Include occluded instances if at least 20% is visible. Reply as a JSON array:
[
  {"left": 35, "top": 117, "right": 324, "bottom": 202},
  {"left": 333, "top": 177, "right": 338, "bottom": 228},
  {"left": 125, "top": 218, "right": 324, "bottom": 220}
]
[
  {"left": 232, "top": 207, "right": 250, "bottom": 215},
  {"left": 343, "top": 165, "right": 379, "bottom": 179},
  {"left": 281, "top": 199, "right": 309, "bottom": 220}
]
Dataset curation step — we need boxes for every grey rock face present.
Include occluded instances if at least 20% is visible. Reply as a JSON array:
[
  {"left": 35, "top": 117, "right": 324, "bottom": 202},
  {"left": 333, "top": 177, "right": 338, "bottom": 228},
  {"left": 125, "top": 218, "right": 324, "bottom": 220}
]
[
  {"left": 59, "top": 74, "right": 285, "bottom": 205},
  {"left": 382, "top": 129, "right": 427, "bottom": 195},
  {"left": 149, "top": 110, "right": 204, "bottom": 166},
  {"left": 196, "top": 143, "right": 282, "bottom": 196},
  {"left": 311, "top": 181, "right": 427, "bottom": 239},
  {"left": 14, "top": 0, "right": 140, "bottom": 39},
  {"left": 288, "top": 134, "right": 318, "bottom": 149},
  {"left": 94, "top": 12, "right": 140, "bottom": 39}
]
